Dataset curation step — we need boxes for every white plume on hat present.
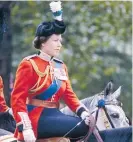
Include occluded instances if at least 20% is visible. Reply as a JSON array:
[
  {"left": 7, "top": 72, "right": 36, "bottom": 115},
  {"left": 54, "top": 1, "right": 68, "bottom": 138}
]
[{"left": 49, "top": 1, "right": 63, "bottom": 21}]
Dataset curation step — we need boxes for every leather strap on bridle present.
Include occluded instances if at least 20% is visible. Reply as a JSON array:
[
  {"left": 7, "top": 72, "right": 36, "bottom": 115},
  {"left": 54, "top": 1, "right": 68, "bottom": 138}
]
[
  {"left": 95, "top": 107, "right": 110, "bottom": 129},
  {"left": 95, "top": 105, "right": 115, "bottom": 129},
  {"left": 96, "top": 99, "right": 115, "bottom": 129},
  {"left": 95, "top": 108, "right": 99, "bottom": 123},
  {"left": 103, "top": 106, "right": 115, "bottom": 128}
]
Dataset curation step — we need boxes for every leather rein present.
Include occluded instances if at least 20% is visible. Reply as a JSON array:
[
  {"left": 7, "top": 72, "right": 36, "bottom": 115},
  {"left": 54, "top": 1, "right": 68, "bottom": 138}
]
[
  {"left": 59, "top": 99, "right": 122, "bottom": 142},
  {"left": 58, "top": 114, "right": 103, "bottom": 142}
]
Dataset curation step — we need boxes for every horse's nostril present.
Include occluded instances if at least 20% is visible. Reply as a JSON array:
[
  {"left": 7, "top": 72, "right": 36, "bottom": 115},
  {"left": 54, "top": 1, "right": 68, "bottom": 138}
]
[{"left": 110, "top": 113, "right": 119, "bottom": 118}]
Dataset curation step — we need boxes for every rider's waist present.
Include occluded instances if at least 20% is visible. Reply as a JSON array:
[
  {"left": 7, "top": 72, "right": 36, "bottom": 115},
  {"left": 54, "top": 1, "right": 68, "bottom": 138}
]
[{"left": 27, "top": 99, "right": 59, "bottom": 108}]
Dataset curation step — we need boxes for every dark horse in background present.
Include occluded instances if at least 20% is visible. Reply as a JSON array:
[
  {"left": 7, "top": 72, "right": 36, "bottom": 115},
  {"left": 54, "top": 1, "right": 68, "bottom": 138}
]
[{"left": 0, "top": 111, "right": 15, "bottom": 134}]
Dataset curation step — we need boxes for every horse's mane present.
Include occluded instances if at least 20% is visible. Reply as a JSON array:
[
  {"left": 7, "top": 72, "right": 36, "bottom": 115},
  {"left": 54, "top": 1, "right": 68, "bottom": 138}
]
[{"left": 80, "top": 95, "right": 95, "bottom": 107}]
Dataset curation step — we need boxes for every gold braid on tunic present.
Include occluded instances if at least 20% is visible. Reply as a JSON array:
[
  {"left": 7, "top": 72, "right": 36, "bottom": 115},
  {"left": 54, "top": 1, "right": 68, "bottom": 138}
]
[{"left": 28, "top": 59, "right": 52, "bottom": 94}]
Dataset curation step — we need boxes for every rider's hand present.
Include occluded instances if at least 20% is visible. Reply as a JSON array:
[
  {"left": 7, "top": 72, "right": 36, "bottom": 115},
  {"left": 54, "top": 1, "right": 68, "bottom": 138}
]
[
  {"left": 81, "top": 111, "right": 95, "bottom": 126},
  {"left": 23, "top": 128, "right": 36, "bottom": 142},
  {"left": 81, "top": 111, "right": 90, "bottom": 125},
  {"left": 8, "top": 108, "right": 13, "bottom": 116}
]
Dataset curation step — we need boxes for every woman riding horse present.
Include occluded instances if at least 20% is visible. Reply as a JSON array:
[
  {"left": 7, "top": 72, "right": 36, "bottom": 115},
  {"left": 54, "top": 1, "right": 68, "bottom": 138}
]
[{"left": 11, "top": 1, "right": 95, "bottom": 142}]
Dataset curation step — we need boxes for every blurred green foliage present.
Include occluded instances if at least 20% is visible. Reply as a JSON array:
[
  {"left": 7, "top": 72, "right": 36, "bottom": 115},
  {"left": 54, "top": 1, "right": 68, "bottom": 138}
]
[{"left": 10, "top": 1, "right": 132, "bottom": 117}]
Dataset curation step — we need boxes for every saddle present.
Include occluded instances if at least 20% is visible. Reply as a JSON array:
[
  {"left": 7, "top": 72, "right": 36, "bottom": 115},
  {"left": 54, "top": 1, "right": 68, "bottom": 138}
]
[
  {"left": 37, "top": 137, "right": 70, "bottom": 142},
  {"left": 0, "top": 135, "right": 70, "bottom": 142},
  {"left": 0, "top": 134, "right": 17, "bottom": 142}
]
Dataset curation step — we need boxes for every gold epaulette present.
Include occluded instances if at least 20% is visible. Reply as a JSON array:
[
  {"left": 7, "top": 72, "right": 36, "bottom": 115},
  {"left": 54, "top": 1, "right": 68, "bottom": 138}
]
[{"left": 28, "top": 59, "right": 50, "bottom": 93}]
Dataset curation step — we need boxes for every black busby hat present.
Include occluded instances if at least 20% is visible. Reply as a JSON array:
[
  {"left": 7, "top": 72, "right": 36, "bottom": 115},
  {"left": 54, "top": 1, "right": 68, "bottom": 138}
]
[{"left": 35, "top": 1, "right": 66, "bottom": 37}]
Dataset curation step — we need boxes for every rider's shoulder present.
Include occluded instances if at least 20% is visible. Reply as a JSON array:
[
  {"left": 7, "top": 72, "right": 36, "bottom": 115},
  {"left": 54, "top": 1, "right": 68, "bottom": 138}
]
[
  {"left": 24, "top": 54, "right": 37, "bottom": 61},
  {"left": 19, "top": 54, "right": 38, "bottom": 67}
]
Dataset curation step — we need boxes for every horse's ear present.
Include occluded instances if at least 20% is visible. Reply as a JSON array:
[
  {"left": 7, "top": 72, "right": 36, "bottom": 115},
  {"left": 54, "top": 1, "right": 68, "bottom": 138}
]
[
  {"left": 111, "top": 86, "right": 122, "bottom": 99},
  {"left": 104, "top": 81, "right": 114, "bottom": 96}
]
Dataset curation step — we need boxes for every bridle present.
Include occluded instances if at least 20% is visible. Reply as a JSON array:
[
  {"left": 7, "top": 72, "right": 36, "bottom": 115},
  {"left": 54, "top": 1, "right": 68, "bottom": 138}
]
[
  {"left": 95, "top": 98, "right": 123, "bottom": 129},
  {"left": 58, "top": 105, "right": 104, "bottom": 142},
  {"left": 58, "top": 97, "right": 123, "bottom": 142},
  {"left": 58, "top": 82, "right": 124, "bottom": 142},
  {"left": 58, "top": 100, "right": 123, "bottom": 142}
]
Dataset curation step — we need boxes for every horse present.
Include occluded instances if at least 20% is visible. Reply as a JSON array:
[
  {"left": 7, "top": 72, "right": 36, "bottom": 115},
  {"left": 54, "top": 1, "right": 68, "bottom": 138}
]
[
  {"left": 0, "top": 111, "right": 16, "bottom": 133},
  {"left": 0, "top": 113, "right": 17, "bottom": 141},
  {"left": 0, "top": 82, "right": 132, "bottom": 142},
  {"left": 0, "top": 82, "right": 129, "bottom": 133},
  {"left": 0, "top": 122, "right": 132, "bottom": 142},
  {"left": 61, "top": 81, "right": 130, "bottom": 131}
]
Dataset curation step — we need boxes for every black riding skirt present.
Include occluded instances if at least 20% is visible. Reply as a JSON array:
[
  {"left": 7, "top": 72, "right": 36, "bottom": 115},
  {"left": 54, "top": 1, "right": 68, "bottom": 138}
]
[{"left": 37, "top": 108, "right": 89, "bottom": 141}]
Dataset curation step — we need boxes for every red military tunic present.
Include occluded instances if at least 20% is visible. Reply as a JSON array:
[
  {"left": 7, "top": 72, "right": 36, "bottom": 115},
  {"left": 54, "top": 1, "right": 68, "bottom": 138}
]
[
  {"left": 11, "top": 53, "right": 81, "bottom": 140},
  {"left": 0, "top": 76, "right": 9, "bottom": 112}
]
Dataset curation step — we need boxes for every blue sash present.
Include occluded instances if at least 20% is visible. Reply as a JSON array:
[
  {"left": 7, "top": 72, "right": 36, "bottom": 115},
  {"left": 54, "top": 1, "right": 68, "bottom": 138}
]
[{"left": 27, "top": 61, "right": 62, "bottom": 112}]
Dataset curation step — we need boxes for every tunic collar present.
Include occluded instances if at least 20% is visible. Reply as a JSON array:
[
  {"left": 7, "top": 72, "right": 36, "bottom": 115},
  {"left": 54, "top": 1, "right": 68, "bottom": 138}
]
[{"left": 38, "top": 50, "right": 53, "bottom": 62}]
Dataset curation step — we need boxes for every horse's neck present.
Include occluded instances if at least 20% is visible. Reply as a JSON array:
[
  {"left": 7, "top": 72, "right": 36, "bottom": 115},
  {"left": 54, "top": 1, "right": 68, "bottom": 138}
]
[
  {"left": 60, "top": 94, "right": 99, "bottom": 116},
  {"left": 80, "top": 96, "right": 93, "bottom": 108},
  {"left": 80, "top": 94, "right": 101, "bottom": 112}
]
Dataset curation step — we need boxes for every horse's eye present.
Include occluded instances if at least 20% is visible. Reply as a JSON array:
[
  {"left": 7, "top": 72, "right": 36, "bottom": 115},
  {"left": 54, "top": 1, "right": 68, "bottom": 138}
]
[
  {"left": 118, "top": 102, "right": 123, "bottom": 107},
  {"left": 110, "top": 113, "right": 119, "bottom": 118}
]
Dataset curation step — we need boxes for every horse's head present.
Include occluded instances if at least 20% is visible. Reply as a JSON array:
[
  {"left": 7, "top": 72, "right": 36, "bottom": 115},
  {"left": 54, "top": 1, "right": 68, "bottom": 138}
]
[
  {"left": 90, "top": 82, "right": 130, "bottom": 130},
  {"left": 61, "top": 81, "right": 130, "bottom": 131},
  {"left": 104, "top": 86, "right": 129, "bottom": 126}
]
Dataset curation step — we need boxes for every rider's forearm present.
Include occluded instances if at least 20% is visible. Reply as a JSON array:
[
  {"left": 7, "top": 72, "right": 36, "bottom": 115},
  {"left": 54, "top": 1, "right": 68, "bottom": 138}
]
[{"left": 76, "top": 104, "right": 90, "bottom": 118}]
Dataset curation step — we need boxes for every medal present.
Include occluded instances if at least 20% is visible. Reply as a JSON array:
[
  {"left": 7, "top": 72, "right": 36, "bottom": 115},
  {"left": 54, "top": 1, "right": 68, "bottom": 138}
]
[{"left": 54, "top": 68, "right": 68, "bottom": 80}]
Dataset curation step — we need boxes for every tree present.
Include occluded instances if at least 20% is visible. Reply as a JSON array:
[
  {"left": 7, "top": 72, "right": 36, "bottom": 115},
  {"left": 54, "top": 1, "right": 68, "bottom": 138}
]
[{"left": 0, "top": 1, "right": 12, "bottom": 106}]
